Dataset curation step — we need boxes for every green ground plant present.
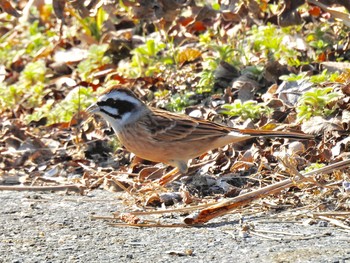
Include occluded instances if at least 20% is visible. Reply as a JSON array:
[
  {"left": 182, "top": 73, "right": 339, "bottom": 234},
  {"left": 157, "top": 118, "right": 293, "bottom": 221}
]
[
  {"left": 196, "top": 23, "right": 305, "bottom": 94},
  {"left": 165, "top": 91, "right": 196, "bottom": 112},
  {"left": 0, "top": 20, "right": 53, "bottom": 66},
  {"left": 280, "top": 70, "right": 339, "bottom": 84},
  {"left": 220, "top": 100, "right": 273, "bottom": 121},
  {"left": 69, "top": 7, "right": 108, "bottom": 41},
  {"left": 27, "top": 86, "right": 96, "bottom": 124},
  {"left": 303, "top": 162, "right": 326, "bottom": 173},
  {"left": 77, "top": 44, "right": 111, "bottom": 81},
  {"left": 0, "top": 60, "right": 47, "bottom": 110},
  {"left": 27, "top": 44, "right": 111, "bottom": 123},
  {"left": 296, "top": 87, "right": 342, "bottom": 121},
  {"left": 1, "top": 43, "right": 109, "bottom": 124},
  {"left": 247, "top": 24, "right": 303, "bottom": 66},
  {"left": 306, "top": 23, "right": 333, "bottom": 58},
  {"left": 121, "top": 39, "right": 174, "bottom": 77}
]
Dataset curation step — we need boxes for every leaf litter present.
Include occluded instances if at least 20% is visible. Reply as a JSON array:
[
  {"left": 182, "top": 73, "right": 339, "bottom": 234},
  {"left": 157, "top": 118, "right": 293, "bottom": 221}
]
[{"left": 0, "top": 0, "right": 350, "bottom": 233}]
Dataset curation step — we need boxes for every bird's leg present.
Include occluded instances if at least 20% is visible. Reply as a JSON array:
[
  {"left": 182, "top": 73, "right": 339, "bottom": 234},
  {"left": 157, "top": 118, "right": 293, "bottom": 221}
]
[{"left": 158, "top": 160, "right": 188, "bottom": 186}]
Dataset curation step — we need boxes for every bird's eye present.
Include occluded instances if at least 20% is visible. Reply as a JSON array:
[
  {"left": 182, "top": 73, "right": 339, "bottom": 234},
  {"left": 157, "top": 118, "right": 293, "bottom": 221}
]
[{"left": 97, "top": 98, "right": 117, "bottom": 108}]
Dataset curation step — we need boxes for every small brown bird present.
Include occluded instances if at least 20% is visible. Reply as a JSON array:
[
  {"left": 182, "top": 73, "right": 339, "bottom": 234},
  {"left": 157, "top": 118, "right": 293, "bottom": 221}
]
[{"left": 87, "top": 87, "right": 313, "bottom": 184}]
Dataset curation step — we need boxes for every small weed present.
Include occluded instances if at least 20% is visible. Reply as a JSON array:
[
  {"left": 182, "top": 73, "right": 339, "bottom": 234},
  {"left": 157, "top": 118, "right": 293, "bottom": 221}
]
[
  {"left": 309, "top": 70, "right": 339, "bottom": 84},
  {"left": 154, "top": 89, "right": 170, "bottom": 99},
  {"left": 124, "top": 39, "right": 174, "bottom": 77},
  {"left": 279, "top": 72, "right": 308, "bottom": 82},
  {"left": 77, "top": 44, "right": 111, "bottom": 81},
  {"left": 306, "top": 24, "right": 332, "bottom": 55},
  {"left": 241, "top": 65, "right": 265, "bottom": 82},
  {"left": 280, "top": 70, "right": 339, "bottom": 84},
  {"left": 197, "top": 69, "right": 215, "bottom": 94},
  {"left": 296, "top": 87, "right": 342, "bottom": 121},
  {"left": 20, "top": 60, "right": 46, "bottom": 84},
  {"left": 303, "top": 162, "right": 326, "bottom": 173},
  {"left": 0, "top": 20, "right": 52, "bottom": 65},
  {"left": 27, "top": 86, "right": 96, "bottom": 124},
  {"left": 165, "top": 92, "right": 196, "bottom": 112},
  {"left": 250, "top": 24, "right": 283, "bottom": 55},
  {"left": 247, "top": 24, "right": 302, "bottom": 66},
  {"left": 196, "top": 45, "right": 238, "bottom": 93},
  {"left": 0, "top": 60, "right": 47, "bottom": 110},
  {"left": 70, "top": 7, "right": 108, "bottom": 41},
  {"left": 220, "top": 100, "right": 273, "bottom": 120}
]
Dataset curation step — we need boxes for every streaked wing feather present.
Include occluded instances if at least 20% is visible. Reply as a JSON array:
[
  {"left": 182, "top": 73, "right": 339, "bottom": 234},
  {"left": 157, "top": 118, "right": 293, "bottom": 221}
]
[{"left": 144, "top": 108, "right": 231, "bottom": 142}]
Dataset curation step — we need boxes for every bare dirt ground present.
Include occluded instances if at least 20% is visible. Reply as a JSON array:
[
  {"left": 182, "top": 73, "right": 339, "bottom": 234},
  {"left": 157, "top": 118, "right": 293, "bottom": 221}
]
[{"left": 1, "top": 190, "right": 350, "bottom": 263}]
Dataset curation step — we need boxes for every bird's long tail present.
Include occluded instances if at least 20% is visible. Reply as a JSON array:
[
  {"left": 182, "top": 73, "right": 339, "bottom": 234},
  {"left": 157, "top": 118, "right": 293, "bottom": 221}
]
[{"left": 230, "top": 128, "right": 314, "bottom": 140}]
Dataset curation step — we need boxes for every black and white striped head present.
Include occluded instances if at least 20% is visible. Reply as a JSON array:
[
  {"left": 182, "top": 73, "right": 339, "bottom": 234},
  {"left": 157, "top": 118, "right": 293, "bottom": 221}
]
[{"left": 87, "top": 87, "right": 147, "bottom": 131}]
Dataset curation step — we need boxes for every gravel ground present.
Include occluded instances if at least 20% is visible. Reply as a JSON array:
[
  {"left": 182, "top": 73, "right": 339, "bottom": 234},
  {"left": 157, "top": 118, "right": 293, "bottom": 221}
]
[{"left": 1, "top": 190, "right": 350, "bottom": 263}]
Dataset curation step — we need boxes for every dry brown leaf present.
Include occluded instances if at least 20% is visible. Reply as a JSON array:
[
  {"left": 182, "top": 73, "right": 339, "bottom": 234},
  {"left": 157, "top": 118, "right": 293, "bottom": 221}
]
[
  {"left": 119, "top": 213, "right": 141, "bottom": 224},
  {"left": 287, "top": 141, "right": 306, "bottom": 155},
  {"left": 278, "top": 0, "right": 303, "bottom": 26},
  {"left": 194, "top": 4, "right": 218, "bottom": 21},
  {"left": 341, "top": 83, "right": 350, "bottom": 96},
  {"left": 139, "top": 166, "right": 166, "bottom": 181},
  {"left": 52, "top": 0, "right": 65, "bottom": 21},
  {"left": 159, "top": 192, "right": 183, "bottom": 206},
  {"left": 0, "top": 0, "right": 21, "bottom": 17},
  {"left": 233, "top": 76, "right": 260, "bottom": 102},
  {"left": 264, "top": 61, "right": 293, "bottom": 83},
  {"left": 69, "top": 0, "right": 90, "bottom": 18},
  {"left": 331, "top": 137, "right": 350, "bottom": 158},
  {"left": 221, "top": 0, "right": 248, "bottom": 21},
  {"left": 176, "top": 48, "right": 201, "bottom": 66},
  {"left": 341, "top": 110, "right": 350, "bottom": 130},
  {"left": 301, "top": 116, "right": 343, "bottom": 134},
  {"left": 230, "top": 161, "right": 255, "bottom": 172},
  {"left": 214, "top": 61, "right": 240, "bottom": 82},
  {"left": 145, "top": 193, "right": 161, "bottom": 206},
  {"left": 308, "top": 0, "right": 350, "bottom": 27}
]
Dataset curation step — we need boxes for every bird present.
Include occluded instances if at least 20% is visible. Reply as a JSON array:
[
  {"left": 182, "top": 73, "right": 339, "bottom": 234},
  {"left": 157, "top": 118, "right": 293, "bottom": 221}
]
[{"left": 87, "top": 86, "right": 314, "bottom": 185}]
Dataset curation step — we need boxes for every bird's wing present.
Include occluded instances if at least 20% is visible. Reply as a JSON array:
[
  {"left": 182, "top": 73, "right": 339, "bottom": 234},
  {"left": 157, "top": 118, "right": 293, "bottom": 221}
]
[
  {"left": 143, "top": 108, "right": 232, "bottom": 142},
  {"left": 141, "top": 108, "right": 313, "bottom": 142}
]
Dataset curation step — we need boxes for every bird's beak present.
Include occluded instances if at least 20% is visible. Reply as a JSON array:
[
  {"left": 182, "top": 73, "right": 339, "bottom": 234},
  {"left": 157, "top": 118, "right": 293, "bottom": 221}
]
[{"left": 86, "top": 103, "right": 99, "bottom": 114}]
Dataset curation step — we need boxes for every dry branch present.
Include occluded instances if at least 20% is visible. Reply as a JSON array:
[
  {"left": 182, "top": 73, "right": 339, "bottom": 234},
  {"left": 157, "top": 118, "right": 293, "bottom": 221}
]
[
  {"left": 184, "top": 159, "right": 350, "bottom": 225},
  {"left": 0, "top": 184, "right": 86, "bottom": 194}
]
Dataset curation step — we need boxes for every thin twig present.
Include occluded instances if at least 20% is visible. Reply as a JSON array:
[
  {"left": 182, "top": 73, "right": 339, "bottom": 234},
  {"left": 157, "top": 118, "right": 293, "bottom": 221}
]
[
  {"left": 108, "top": 222, "right": 189, "bottom": 228},
  {"left": 312, "top": 212, "right": 350, "bottom": 217},
  {"left": 253, "top": 229, "right": 305, "bottom": 236},
  {"left": 317, "top": 216, "right": 350, "bottom": 231},
  {"left": 250, "top": 230, "right": 330, "bottom": 241},
  {"left": 128, "top": 203, "right": 217, "bottom": 216},
  {"left": 0, "top": 184, "right": 86, "bottom": 194}
]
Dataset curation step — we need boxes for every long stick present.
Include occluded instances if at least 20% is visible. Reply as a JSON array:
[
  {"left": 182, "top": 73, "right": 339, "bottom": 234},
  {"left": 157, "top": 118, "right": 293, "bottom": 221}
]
[
  {"left": 184, "top": 159, "right": 350, "bottom": 225},
  {"left": 0, "top": 184, "right": 86, "bottom": 194}
]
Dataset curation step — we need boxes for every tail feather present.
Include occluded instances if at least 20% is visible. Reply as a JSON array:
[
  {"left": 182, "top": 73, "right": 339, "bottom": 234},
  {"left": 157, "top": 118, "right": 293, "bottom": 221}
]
[{"left": 230, "top": 128, "right": 314, "bottom": 140}]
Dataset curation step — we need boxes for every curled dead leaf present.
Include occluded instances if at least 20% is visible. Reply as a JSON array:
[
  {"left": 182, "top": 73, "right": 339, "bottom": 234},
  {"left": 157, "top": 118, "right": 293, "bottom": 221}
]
[
  {"left": 233, "top": 76, "right": 261, "bottom": 102},
  {"left": 119, "top": 213, "right": 141, "bottom": 224},
  {"left": 287, "top": 141, "right": 306, "bottom": 155},
  {"left": 331, "top": 137, "right": 350, "bottom": 158},
  {"left": 176, "top": 48, "right": 201, "bottom": 66},
  {"left": 145, "top": 193, "right": 161, "bottom": 207},
  {"left": 341, "top": 110, "right": 350, "bottom": 130},
  {"left": 301, "top": 116, "right": 343, "bottom": 135}
]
